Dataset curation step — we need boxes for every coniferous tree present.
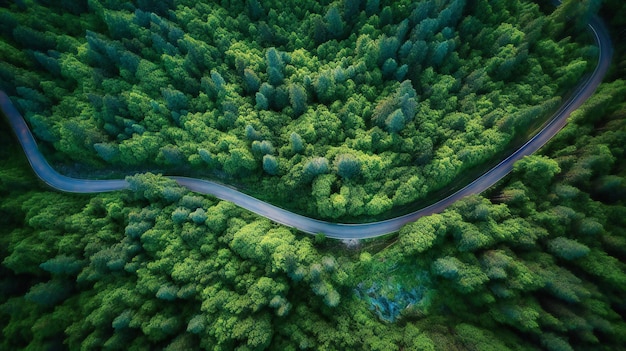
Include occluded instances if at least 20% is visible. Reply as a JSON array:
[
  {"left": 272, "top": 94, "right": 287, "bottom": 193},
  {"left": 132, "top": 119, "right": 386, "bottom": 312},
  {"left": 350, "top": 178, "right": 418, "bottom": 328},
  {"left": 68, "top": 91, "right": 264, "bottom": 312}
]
[
  {"left": 255, "top": 92, "right": 269, "bottom": 110},
  {"left": 325, "top": 6, "right": 344, "bottom": 39},
  {"left": 245, "top": 124, "right": 261, "bottom": 141},
  {"left": 382, "top": 58, "right": 398, "bottom": 79},
  {"left": 343, "top": 0, "right": 362, "bottom": 20},
  {"left": 431, "top": 41, "right": 450, "bottom": 67},
  {"left": 251, "top": 140, "right": 275, "bottom": 156},
  {"left": 263, "top": 155, "right": 279, "bottom": 175},
  {"left": 266, "top": 47, "right": 284, "bottom": 86},
  {"left": 186, "top": 315, "right": 205, "bottom": 334},
  {"left": 259, "top": 83, "right": 275, "bottom": 107},
  {"left": 288, "top": 84, "right": 307, "bottom": 117},
  {"left": 365, "top": 0, "right": 379, "bottom": 16},
  {"left": 243, "top": 68, "right": 261, "bottom": 94},
  {"left": 304, "top": 157, "right": 329, "bottom": 179},
  {"left": 314, "top": 72, "right": 336, "bottom": 104},
  {"left": 290, "top": 132, "right": 304, "bottom": 154},
  {"left": 335, "top": 154, "right": 361, "bottom": 179},
  {"left": 548, "top": 237, "right": 590, "bottom": 261},
  {"left": 385, "top": 108, "right": 406, "bottom": 133},
  {"left": 161, "top": 87, "right": 188, "bottom": 112},
  {"left": 247, "top": 0, "right": 264, "bottom": 20},
  {"left": 39, "top": 256, "right": 83, "bottom": 275},
  {"left": 378, "top": 36, "right": 400, "bottom": 65}
]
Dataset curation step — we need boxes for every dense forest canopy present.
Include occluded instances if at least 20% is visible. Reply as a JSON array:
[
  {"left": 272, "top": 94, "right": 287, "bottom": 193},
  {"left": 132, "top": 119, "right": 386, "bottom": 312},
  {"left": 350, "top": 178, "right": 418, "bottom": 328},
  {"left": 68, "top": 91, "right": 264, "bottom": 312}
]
[
  {"left": 0, "top": 0, "right": 599, "bottom": 220},
  {"left": 2, "top": 75, "right": 626, "bottom": 350},
  {"left": 2, "top": 0, "right": 626, "bottom": 350}
]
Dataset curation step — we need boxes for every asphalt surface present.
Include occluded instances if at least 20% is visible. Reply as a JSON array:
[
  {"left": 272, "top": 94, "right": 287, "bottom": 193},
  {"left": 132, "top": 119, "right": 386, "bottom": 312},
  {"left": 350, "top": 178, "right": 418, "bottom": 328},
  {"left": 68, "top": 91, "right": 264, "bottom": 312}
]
[{"left": 1, "top": 16, "right": 612, "bottom": 239}]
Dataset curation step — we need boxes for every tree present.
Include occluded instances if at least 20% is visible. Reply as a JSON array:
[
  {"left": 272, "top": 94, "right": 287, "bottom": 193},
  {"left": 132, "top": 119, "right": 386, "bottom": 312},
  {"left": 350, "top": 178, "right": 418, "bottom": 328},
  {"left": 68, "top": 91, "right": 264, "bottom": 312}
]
[
  {"left": 541, "top": 333, "right": 574, "bottom": 351},
  {"left": 263, "top": 155, "right": 279, "bottom": 175},
  {"left": 210, "top": 70, "right": 226, "bottom": 91},
  {"left": 266, "top": 47, "right": 284, "bottom": 86},
  {"left": 243, "top": 68, "right": 261, "bottom": 94},
  {"left": 40, "top": 255, "right": 83, "bottom": 275},
  {"left": 343, "top": 0, "right": 362, "bottom": 19},
  {"left": 334, "top": 154, "right": 361, "bottom": 179},
  {"left": 312, "top": 14, "right": 328, "bottom": 44},
  {"left": 365, "top": 194, "right": 392, "bottom": 215},
  {"left": 126, "top": 173, "right": 182, "bottom": 202},
  {"left": 547, "top": 237, "right": 590, "bottom": 261},
  {"left": 395, "top": 64, "right": 408, "bottom": 81},
  {"left": 393, "top": 175, "right": 423, "bottom": 205},
  {"left": 514, "top": 155, "right": 561, "bottom": 193},
  {"left": 290, "top": 132, "right": 304, "bottom": 153},
  {"left": 161, "top": 87, "right": 188, "bottom": 112},
  {"left": 454, "top": 323, "right": 513, "bottom": 351},
  {"left": 223, "top": 148, "right": 257, "bottom": 176},
  {"left": 314, "top": 71, "right": 336, "bottom": 104},
  {"left": 304, "top": 157, "right": 329, "bottom": 179},
  {"left": 247, "top": 0, "right": 264, "bottom": 20},
  {"left": 398, "top": 81, "right": 418, "bottom": 119},
  {"left": 382, "top": 58, "right": 398, "bottom": 79},
  {"left": 245, "top": 124, "right": 261, "bottom": 140},
  {"left": 33, "top": 50, "right": 61, "bottom": 76},
  {"left": 258, "top": 82, "right": 275, "bottom": 107},
  {"left": 25, "top": 280, "right": 73, "bottom": 306},
  {"left": 187, "top": 315, "right": 205, "bottom": 334},
  {"left": 112, "top": 310, "right": 134, "bottom": 330},
  {"left": 12, "top": 26, "right": 56, "bottom": 51},
  {"left": 325, "top": 6, "right": 344, "bottom": 39},
  {"left": 432, "top": 256, "right": 462, "bottom": 279},
  {"left": 156, "top": 284, "right": 179, "bottom": 301},
  {"left": 198, "top": 148, "right": 218, "bottom": 168},
  {"left": 372, "top": 96, "right": 397, "bottom": 127},
  {"left": 433, "top": 256, "right": 490, "bottom": 294},
  {"left": 399, "top": 214, "right": 446, "bottom": 255},
  {"left": 539, "top": 265, "right": 590, "bottom": 303},
  {"left": 255, "top": 92, "right": 269, "bottom": 110},
  {"left": 171, "top": 207, "right": 189, "bottom": 224},
  {"left": 378, "top": 36, "right": 400, "bottom": 65},
  {"left": 94, "top": 143, "right": 119, "bottom": 162},
  {"left": 157, "top": 145, "right": 183, "bottom": 166},
  {"left": 577, "top": 249, "right": 626, "bottom": 287},
  {"left": 453, "top": 222, "right": 492, "bottom": 252},
  {"left": 289, "top": 83, "right": 307, "bottom": 117},
  {"left": 365, "top": 0, "right": 379, "bottom": 16},
  {"left": 577, "top": 218, "right": 604, "bottom": 236},
  {"left": 385, "top": 109, "right": 406, "bottom": 133},
  {"left": 431, "top": 40, "right": 450, "bottom": 67},
  {"left": 189, "top": 208, "right": 208, "bottom": 224},
  {"left": 268, "top": 67, "right": 284, "bottom": 87},
  {"left": 548, "top": 0, "right": 601, "bottom": 34},
  {"left": 403, "top": 324, "right": 436, "bottom": 351}
]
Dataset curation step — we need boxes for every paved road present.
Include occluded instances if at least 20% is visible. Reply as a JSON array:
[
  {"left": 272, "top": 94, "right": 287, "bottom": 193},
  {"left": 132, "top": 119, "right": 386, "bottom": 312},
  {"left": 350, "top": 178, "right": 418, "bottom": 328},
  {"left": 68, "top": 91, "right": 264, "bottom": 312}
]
[{"left": 1, "top": 16, "right": 612, "bottom": 239}]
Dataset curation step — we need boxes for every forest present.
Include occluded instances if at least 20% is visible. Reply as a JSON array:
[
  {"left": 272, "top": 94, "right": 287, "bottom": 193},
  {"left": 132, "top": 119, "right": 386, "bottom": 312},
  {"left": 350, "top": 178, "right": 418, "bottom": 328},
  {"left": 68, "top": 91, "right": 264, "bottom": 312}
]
[
  {"left": 0, "top": 0, "right": 601, "bottom": 220},
  {"left": 1, "top": 0, "right": 626, "bottom": 350}
]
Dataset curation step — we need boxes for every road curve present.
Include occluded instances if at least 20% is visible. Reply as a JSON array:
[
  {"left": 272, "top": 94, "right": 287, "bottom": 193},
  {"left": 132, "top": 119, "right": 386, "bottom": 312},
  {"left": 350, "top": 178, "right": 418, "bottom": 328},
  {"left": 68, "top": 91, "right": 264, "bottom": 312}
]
[{"left": 1, "top": 16, "right": 612, "bottom": 239}]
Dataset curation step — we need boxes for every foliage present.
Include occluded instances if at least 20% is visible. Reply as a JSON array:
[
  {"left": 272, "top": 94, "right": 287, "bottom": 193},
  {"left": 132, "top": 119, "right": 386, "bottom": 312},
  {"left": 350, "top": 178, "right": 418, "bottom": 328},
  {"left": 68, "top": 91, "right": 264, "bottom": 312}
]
[
  {"left": 1, "top": 77, "right": 625, "bottom": 351},
  {"left": 2, "top": 1, "right": 626, "bottom": 350},
  {"left": 0, "top": 0, "right": 598, "bottom": 221}
]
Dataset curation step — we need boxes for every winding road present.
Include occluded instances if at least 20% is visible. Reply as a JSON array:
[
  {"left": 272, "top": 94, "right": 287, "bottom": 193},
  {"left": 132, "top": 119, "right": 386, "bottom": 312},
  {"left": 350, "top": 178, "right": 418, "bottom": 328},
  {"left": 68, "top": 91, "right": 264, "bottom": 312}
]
[{"left": 1, "top": 16, "right": 612, "bottom": 239}]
